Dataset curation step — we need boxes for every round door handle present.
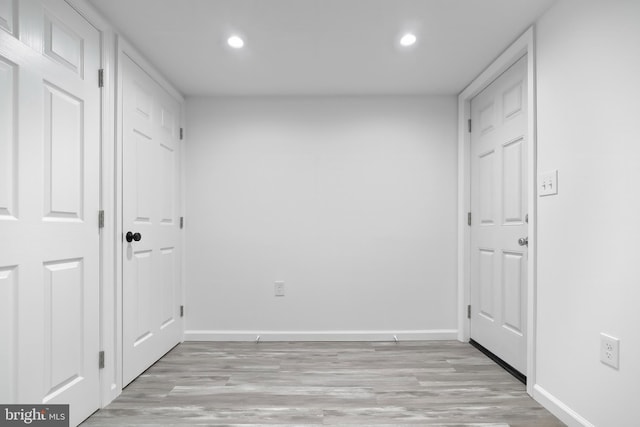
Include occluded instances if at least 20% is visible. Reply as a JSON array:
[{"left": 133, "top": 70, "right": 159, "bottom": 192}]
[
  {"left": 518, "top": 237, "right": 528, "bottom": 247},
  {"left": 126, "top": 231, "right": 142, "bottom": 243}
]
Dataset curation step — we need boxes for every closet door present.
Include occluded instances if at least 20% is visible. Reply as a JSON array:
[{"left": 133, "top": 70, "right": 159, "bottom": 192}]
[
  {"left": 470, "top": 55, "right": 528, "bottom": 374},
  {"left": 0, "top": 0, "right": 101, "bottom": 424},
  {"left": 121, "top": 53, "right": 182, "bottom": 385}
]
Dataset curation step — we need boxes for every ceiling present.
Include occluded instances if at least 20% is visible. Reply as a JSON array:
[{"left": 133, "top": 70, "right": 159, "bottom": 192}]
[{"left": 88, "top": 0, "right": 557, "bottom": 96}]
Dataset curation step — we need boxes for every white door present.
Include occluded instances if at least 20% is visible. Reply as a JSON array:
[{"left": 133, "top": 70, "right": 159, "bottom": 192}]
[
  {"left": 122, "top": 54, "right": 182, "bottom": 385},
  {"left": 470, "top": 55, "right": 528, "bottom": 374},
  {"left": 0, "top": 0, "right": 101, "bottom": 424}
]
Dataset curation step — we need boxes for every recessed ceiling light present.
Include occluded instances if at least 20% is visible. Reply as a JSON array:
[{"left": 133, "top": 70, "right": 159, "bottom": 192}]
[
  {"left": 227, "top": 35, "right": 244, "bottom": 49},
  {"left": 400, "top": 33, "right": 417, "bottom": 47}
]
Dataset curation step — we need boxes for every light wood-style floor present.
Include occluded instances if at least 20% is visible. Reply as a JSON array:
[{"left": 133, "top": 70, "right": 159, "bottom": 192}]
[{"left": 82, "top": 341, "right": 565, "bottom": 426}]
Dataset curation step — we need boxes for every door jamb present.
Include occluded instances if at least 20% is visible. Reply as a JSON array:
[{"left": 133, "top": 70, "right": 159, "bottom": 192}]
[
  {"left": 457, "top": 26, "right": 537, "bottom": 395},
  {"left": 64, "top": 0, "right": 120, "bottom": 408}
]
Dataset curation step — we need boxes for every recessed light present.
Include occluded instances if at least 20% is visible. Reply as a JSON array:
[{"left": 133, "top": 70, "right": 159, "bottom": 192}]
[
  {"left": 400, "top": 33, "right": 417, "bottom": 47},
  {"left": 227, "top": 35, "right": 244, "bottom": 49}
]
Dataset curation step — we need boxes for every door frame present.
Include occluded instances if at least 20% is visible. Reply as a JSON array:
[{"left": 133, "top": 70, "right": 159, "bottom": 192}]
[
  {"left": 457, "top": 26, "right": 537, "bottom": 395},
  {"left": 65, "top": 0, "right": 119, "bottom": 408},
  {"left": 66, "top": 0, "right": 186, "bottom": 410},
  {"left": 59, "top": 0, "right": 121, "bottom": 408}
]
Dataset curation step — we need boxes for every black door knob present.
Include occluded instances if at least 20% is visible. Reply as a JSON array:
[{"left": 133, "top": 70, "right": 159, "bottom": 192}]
[{"left": 126, "top": 231, "right": 142, "bottom": 243}]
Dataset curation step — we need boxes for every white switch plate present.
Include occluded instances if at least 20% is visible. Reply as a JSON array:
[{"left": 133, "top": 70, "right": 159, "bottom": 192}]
[
  {"left": 600, "top": 333, "right": 620, "bottom": 369},
  {"left": 274, "top": 281, "right": 285, "bottom": 297},
  {"left": 539, "top": 170, "right": 558, "bottom": 196}
]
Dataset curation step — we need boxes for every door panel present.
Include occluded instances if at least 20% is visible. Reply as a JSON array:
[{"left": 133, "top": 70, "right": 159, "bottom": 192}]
[
  {"left": 0, "top": 0, "right": 16, "bottom": 35},
  {"left": 0, "top": 56, "right": 16, "bottom": 218},
  {"left": 122, "top": 54, "right": 182, "bottom": 386},
  {"left": 160, "top": 143, "right": 176, "bottom": 223},
  {"left": 0, "top": 0, "right": 100, "bottom": 424},
  {"left": 134, "top": 130, "right": 154, "bottom": 220},
  {"left": 503, "top": 138, "right": 524, "bottom": 223},
  {"left": 132, "top": 250, "right": 153, "bottom": 346},
  {"left": 44, "top": 12, "right": 83, "bottom": 75},
  {"left": 160, "top": 247, "right": 176, "bottom": 327},
  {"left": 43, "top": 82, "right": 84, "bottom": 219},
  {"left": 0, "top": 266, "right": 17, "bottom": 402},
  {"left": 470, "top": 55, "right": 528, "bottom": 374},
  {"left": 43, "top": 258, "right": 84, "bottom": 402},
  {"left": 478, "top": 249, "right": 495, "bottom": 319},
  {"left": 502, "top": 251, "right": 524, "bottom": 333},
  {"left": 478, "top": 150, "right": 495, "bottom": 224}
]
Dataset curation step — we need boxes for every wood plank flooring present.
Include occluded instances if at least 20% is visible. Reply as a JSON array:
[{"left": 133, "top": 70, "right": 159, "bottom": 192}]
[{"left": 82, "top": 341, "right": 565, "bottom": 426}]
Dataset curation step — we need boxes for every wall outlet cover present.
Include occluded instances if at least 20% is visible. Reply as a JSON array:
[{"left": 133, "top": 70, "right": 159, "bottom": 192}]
[{"left": 600, "top": 333, "right": 620, "bottom": 369}]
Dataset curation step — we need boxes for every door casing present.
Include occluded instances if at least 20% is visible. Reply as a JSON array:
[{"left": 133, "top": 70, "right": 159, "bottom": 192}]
[
  {"left": 64, "top": 0, "right": 119, "bottom": 408},
  {"left": 457, "top": 26, "right": 537, "bottom": 396}
]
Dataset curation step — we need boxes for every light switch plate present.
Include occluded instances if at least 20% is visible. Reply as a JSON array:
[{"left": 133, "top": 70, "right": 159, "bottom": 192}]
[{"left": 539, "top": 170, "right": 558, "bottom": 196}]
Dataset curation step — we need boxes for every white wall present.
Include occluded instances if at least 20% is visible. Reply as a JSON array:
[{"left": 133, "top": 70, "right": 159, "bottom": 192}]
[
  {"left": 185, "top": 96, "right": 458, "bottom": 340},
  {"left": 535, "top": 1, "right": 640, "bottom": 425}
]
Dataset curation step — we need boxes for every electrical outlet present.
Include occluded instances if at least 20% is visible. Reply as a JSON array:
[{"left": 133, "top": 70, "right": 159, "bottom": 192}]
[
  {"left": 600, "top": 333, "right": 620, "bottom": 369},
  {"left": 274, "top": 281, "right": 285, "bottom": 297},
  {"left": 538, "top": 170, "right": 558, "bottom": 196}
]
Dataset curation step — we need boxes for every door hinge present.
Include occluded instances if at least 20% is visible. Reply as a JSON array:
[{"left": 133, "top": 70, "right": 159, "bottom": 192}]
[
  {"left": 180, "top": 305, "right": 184, "bottom": 317},
  {"left": 98, "top": 69, "right": 104, "bottom": 88},
  {"left": 468, "top": 118, "right": 472, "bottom": 133},
  {"left": 180, "top": 127, "right": 184, "bottom": 140},
  {"left": 180, "top": 217, "right": 184, "bottom": 229},
  {"left": 98, "top": 210, "right": 105, "bottom": 229},
  {"left": 98, "top": 351, "right": 105, "bottom": 369},
  {"left": 467, "top": 212, "right": 472, "bottom": 226},
  {"left": 467, "top": 305, "right": 471, "bottom": 319}
]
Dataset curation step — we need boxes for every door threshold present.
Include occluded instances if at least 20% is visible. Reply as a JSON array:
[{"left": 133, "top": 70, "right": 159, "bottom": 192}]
[{"left": 469, "top": 339, "right": 526, "bottom": 385}]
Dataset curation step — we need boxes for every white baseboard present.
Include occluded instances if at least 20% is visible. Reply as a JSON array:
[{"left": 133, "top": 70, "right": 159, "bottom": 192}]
[
  {"left": 533, "top": 384, "right": 594, "bottom": 427},
  {"left": 184, "top": 329, "right": 458, "bottom": 342}
]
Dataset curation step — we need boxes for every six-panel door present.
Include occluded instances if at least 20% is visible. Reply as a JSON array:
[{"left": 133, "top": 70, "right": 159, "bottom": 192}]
[
  {"left": 470, "top": 55, "right": 528, "bottom": 374},
  {"left": 122, "top": 54, "right": 182, "bottom": 386},
  {"left": 0, "top": 0, "right": 101, "bottom": 424}
]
